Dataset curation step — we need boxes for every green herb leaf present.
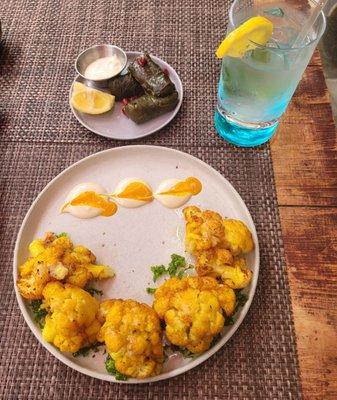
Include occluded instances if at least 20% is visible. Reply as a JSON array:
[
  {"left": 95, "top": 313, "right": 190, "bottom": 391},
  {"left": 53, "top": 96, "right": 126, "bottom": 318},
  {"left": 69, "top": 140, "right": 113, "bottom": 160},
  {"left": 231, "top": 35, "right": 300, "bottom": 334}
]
[
  {"left": 167, "top": 254, "right": 186, "bottom": 277},
  {"left": 85, "top": 287, "right": 103, "bottom": 297},
  {"left": 30, "top": 300, "right": 48, "bottom": 328},
  {"left": 264, "top": 7, "right": 284, "bottom": 17},
  {"left": 73, "top": 347, "right": 90, "bottom": 357},
  {"left": 105, "top": 355, "right": 128, "bottom": 381},
  {"left": 72, "top": 342, "right": 104, "bottom": 357},
  {"left": 177, "top": 264, "right": 193, "bottom": 279},
  {"left": 236, "top": 291, "right": 248, "bottom": 308},
  {"left": 146, "top": 287, "right": 156, "bottom": 294},
  {"left": 151, "top": 265, "right": 167, "bottom": 282},
  {"left": 225, "top": 316, "right": 235, "bottom": 326},
  {"left": 56, "top": 232, "right": 68, "bottom": 238},
  {"left": 224, "top": 291, "right": 248, "bottom": 327},
  {"left": 178, "top": 347, "right": 198, "bottom": 358},
  {"left": 210, "top": 333, "right": 222, "bottom": 348},
  {"left": 176, "top": 269, "right": 185, "bottom": 279},
  {"left": 150, "top": 255, "right": 194, "bottom": 282}
]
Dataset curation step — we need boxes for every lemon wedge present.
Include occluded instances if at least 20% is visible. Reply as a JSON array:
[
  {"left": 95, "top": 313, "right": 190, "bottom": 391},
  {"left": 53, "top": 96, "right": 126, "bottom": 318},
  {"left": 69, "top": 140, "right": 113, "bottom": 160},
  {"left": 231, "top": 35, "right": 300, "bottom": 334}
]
[
  {"left": 72, "top": 81, "right": 88, "bottom": 95},
  {"left": 71, "top": 83, "right": 115, "bottom": 114},
  {"left": 216, "top": 16, "right": 273, "bottom": 58}
]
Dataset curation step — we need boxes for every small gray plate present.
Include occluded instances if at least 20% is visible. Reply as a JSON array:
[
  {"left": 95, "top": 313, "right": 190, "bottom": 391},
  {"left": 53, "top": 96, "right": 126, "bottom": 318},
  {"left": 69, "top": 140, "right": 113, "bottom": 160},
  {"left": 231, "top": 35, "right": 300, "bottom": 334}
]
[{"left": 69, "top": 52, "right": 183, "bottom": 140}]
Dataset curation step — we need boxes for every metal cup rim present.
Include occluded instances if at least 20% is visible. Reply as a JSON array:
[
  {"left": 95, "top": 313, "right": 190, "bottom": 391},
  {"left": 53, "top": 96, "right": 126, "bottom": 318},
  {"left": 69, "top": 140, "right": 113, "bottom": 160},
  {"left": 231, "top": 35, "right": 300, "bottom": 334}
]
[{"left": 75, "top": 44, "right": 127, "bottom": 81}]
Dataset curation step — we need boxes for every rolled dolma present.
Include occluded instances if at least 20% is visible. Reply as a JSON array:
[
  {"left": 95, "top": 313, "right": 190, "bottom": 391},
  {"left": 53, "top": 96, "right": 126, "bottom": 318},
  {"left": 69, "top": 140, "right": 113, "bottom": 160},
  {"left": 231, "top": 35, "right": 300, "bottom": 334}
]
[
  {"left": 107, "top": 72, "right": 144, "bottom": 101},
  {"left": 123, "top": 91, "right": 179, "bottom": 124},
  {"left": 128, "top": 53, "right": 176, "bottom": 98}
]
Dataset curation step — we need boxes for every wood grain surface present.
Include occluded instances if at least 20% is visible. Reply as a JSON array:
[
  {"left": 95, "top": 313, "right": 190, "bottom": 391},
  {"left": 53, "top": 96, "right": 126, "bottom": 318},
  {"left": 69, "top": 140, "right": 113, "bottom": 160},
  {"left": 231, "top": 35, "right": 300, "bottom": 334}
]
[
  {"left": 271, "top": 67, "right": 337, "bottom": 207},
  {"left": 270, "top": 51, "right": 337, "bottom": 400}
]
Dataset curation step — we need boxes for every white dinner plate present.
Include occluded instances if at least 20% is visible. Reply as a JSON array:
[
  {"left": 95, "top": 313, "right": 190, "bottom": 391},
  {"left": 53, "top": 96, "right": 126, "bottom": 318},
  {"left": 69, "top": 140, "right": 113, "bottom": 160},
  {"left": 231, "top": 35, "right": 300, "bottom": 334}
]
[
  {"left": 70, "top": 52, "right": 183, "bottom": 140},
  {"left": 13, "top": 145, "right": 259, "bottom": 383}
]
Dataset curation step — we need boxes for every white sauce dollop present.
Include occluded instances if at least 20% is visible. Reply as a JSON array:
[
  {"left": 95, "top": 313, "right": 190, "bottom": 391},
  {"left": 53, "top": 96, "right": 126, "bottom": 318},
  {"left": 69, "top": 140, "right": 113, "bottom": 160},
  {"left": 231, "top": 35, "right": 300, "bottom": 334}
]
[
  {"left": 84, "top": 55, "right": 122, "bottom": 80},
  {"left": 154, "top": 179, "right": 192, "bottom": 209},
  {"left": 113, "top": 178, "right": 153, "bottom": 208},
  {"left": 62, "top": 182, "right": 107, "bottom": 219}
]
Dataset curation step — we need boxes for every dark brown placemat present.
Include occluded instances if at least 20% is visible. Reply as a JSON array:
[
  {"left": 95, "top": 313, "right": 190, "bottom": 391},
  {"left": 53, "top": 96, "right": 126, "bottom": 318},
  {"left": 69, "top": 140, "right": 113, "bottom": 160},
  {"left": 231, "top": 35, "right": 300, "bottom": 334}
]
[{"left": 0, "top": 1, "right": 302, "bottom": 399}]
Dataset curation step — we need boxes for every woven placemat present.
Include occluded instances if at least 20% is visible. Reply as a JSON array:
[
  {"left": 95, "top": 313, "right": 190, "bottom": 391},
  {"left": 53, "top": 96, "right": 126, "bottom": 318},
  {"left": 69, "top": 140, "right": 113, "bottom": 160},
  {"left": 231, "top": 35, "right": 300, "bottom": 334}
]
[{"left": 0, "top": 1, "right": 302, "bottom": 399}]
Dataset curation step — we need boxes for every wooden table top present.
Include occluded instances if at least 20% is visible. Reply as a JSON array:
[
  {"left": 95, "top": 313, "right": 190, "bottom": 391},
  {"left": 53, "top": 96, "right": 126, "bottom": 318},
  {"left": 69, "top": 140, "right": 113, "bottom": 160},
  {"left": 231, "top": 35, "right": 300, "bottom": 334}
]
[{"left": 270, "top": 50, "right": 337, "bottom": 399}]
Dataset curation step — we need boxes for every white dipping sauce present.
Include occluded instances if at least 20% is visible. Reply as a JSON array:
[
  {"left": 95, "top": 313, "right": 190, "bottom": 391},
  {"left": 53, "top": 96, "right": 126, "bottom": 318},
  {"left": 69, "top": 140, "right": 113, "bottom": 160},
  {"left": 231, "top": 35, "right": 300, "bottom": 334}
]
[
  {"left": 62, "top": 182, "right": 107, "bottom": 219},
  {"left": 113, "top": 178, "right": 153, "bottom": 208},
  {"left": 154, "top": 179, "right": 192, "bottom": 209},
  {"left": 84, "top": 55, "right": 122, "bottom": 80}
]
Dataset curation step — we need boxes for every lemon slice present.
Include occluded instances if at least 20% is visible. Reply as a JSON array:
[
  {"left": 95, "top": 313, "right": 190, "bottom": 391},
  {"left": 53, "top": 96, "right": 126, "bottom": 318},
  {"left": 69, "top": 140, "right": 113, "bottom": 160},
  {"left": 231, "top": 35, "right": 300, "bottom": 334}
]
[
  {"left": 72, "top": 81, "right": 88, "bottom": 95},
  {"left": 71, "top": 83, "right": 115, "bottom": 114},
  {"left": 216, "top": 16, "right": 273, "bottom": 58}
]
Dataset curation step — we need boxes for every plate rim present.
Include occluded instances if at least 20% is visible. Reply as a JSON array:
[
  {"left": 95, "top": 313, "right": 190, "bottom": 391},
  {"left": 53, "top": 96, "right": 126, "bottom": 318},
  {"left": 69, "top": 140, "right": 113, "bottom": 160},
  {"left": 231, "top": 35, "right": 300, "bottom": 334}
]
[
  {"left": 13, "top": 145, "right": 260, "bottom": 384},
  {"left": 69, "top": 52, "right": 184, "bottom": 140}
]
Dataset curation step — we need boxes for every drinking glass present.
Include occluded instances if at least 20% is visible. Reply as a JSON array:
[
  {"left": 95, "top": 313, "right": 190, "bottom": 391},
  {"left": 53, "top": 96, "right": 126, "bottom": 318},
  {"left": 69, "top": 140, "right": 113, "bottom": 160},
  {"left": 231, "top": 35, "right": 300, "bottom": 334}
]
[{"left": 215, "top": 0, "right": 326, "bottom": 147}]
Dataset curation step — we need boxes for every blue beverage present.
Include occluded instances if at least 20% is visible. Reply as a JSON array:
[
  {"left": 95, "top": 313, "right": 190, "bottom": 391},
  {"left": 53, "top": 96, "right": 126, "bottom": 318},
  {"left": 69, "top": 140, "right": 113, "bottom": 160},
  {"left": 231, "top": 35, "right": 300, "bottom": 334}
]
[{"left": 215, "top": 0, "right": 326, "bottom": 147}]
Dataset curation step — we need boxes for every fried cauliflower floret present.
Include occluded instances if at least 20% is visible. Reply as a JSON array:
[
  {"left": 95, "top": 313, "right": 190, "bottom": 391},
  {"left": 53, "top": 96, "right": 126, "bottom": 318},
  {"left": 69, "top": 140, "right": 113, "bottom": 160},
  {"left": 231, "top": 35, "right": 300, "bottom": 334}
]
[
  {"left": 41, "top": 282, "right": 101, "bottom": 352},
  {"left": 220, "top": 258, "right": 253, "bottom": 289},
  {"left": 97, "top": 299, "right": 164, "bottom": 379},
  {"left": 183, "top": 206, "right": 254, "bottom": 290},
  {"left": 196, "top": 248, "right": 233, "bottom": 277},
  {"left": 17, "top": 233, "right": 113, "bottom": 299},
  {"left": 195, "top": 248, "right": 252, "bottom": 289},
  {"left": 222, "top": 219, "right": 254, "bottom": 256},
  {"left": 153, "top": 276, "right": 236, "bottom": 353},
  {"left": 183, "top": 206, "right": 224, "bottom": 255},
  {"left": 17, "top": 236, "right": 72, "bottom": 299},
  {"left": 17, "top": 260, "right": 50, "bottom": 300}
]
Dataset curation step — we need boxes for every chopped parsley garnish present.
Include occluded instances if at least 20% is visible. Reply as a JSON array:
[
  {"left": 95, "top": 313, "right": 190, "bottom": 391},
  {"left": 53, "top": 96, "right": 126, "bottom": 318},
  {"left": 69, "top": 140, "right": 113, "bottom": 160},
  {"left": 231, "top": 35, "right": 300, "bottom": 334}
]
[
  {"left": 224, "top": 290, "right": 249, "bottom": 327},
  {"left": 225, "top": 316, "right": 235, "bottom": 326},
  {"left": 30, "top": 300, "right": 48, "bottom": 328},
  {"left": 178, "top": 347, "right": 198, "bottom": 358},
  {"left": 105, "top": 355, "right": 128, "bottom": 381},
  {"left": 72, "top": 342, "right": 104, "bottom": 357},
  {"left": 151, "top": 265, "right": 167, "bottom": 282},
  {"left": 176, "top": 269, "right": 185, "bottom": 279},
  {"left": 85, "top": 287, "right": 103, "bottom": 297},
  {"left": 177, "top": 264, "right": 193, "bottom": 279},
  {"left": 236, "top": 291, "right": 248, "bottom": 308},
  {"left": 210, "top": 333, "right": 222, "bottom": 347},
  {"left": 167, "top": 254, "right": 186, "bottom": 277},
  {"left": 150, "top": 254, "right": 193, "bottom": 282},
  {"left": 56, "top": 232, "right": 68, "bottom": 238},
  {"left": 146, "top": 287, "right": 156, "bottom": 294}
]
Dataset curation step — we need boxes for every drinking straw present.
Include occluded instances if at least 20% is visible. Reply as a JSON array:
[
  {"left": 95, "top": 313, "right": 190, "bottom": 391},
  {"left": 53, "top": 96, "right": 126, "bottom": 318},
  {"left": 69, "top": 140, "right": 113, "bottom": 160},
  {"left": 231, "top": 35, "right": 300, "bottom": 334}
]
[{"left": 292, "top": 0, "right": 327, "bottom": 48}]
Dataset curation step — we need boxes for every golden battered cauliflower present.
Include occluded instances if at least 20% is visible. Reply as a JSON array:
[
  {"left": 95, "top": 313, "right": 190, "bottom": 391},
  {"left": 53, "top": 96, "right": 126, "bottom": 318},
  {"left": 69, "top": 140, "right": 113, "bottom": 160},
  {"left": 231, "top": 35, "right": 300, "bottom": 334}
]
[
  {"left": 196, "top": 248, "right": 233, "bottom": 277},
  {"left": 220, "top": 258, "right": 253, "bottom": 289},
  {"left": 97, "top": 299, "right": 164, "bottom": 379},
  {"left": 17, "top": 233, "right": 113, "bottom": 299},
  {"left": 183, "top": 206, "right": 224, "bottom": 255},
  {"left": 183, "top": 206, "right": 254, "bottom": 290},
  {"left": 153, "top": 276, "right": 236, "bottom": 353},
  {"left": 195, "top": 249, "right": 252, "bottom": 289},
  {"left": 41, "top": 282, "right": 101, "bottom": 352},
  {"left": 222, "top": 219, "right": 254, "bottom": 256}
]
